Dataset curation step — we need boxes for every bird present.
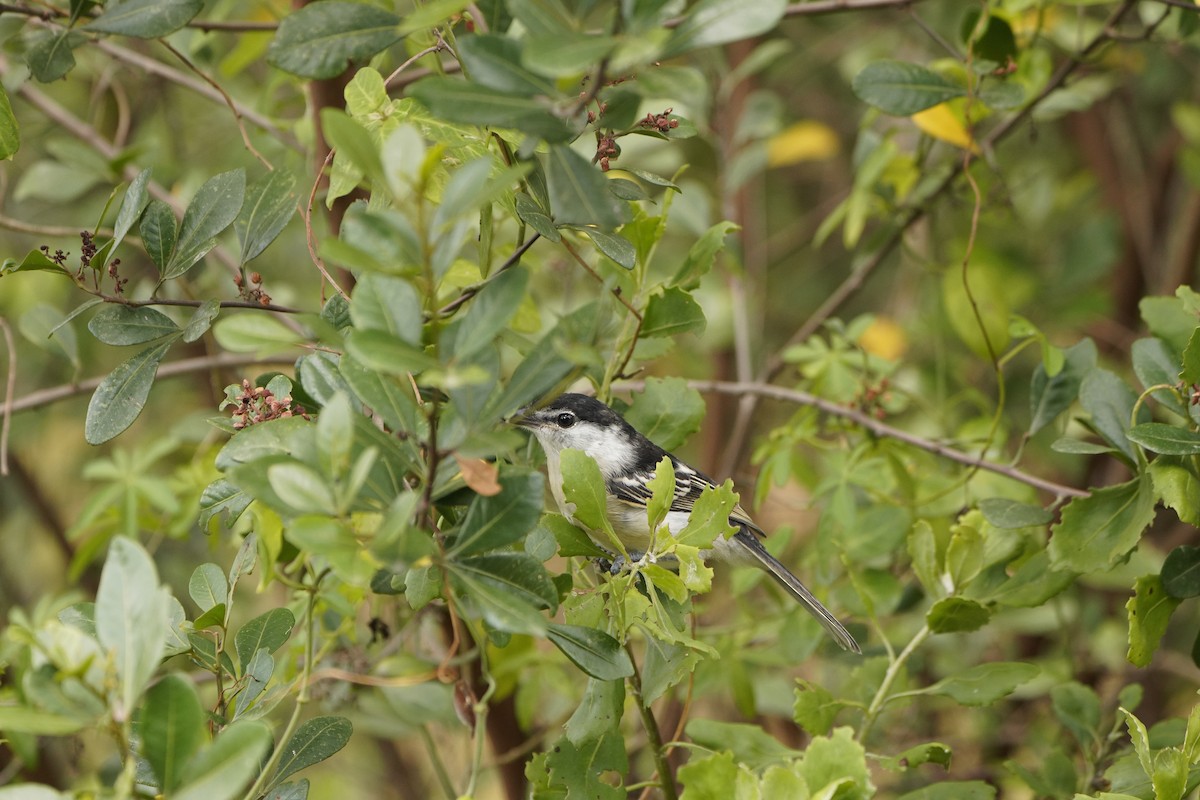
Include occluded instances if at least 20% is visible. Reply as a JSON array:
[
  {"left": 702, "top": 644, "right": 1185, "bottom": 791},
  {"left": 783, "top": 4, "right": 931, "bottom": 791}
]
[{"left": 515, "top": 392, "right": 860, "bottom": 653}]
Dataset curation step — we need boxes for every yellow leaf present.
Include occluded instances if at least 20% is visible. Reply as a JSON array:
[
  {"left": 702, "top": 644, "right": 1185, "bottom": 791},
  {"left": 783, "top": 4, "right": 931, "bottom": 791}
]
[
  {"left": 858, "top": 316, "right": 907, "bottom": 361},
  {"left": 912, "top": 104, "right": 979, "bottom": 154},
  {"left": 767, "top": 121, "right": 840, "bottom": 167}
]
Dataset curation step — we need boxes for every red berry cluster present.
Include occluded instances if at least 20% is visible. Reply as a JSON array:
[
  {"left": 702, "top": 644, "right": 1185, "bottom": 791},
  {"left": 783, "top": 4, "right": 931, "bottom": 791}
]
[
  {"left": 639, "top": 108, "right": 679, "bottom": 134},
  {"left": 228, "top": 379, "right": 308, "bottom": 430},
  {"left": 233, "top": 271, "right": 272, "bottom": 306},
  {"left": 595, "top": 133, "right": 620, "bottom": 171}
]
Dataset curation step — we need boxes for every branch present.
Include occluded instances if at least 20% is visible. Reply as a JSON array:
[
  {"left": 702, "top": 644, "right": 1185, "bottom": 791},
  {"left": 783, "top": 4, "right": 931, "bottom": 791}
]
[
  {"left": 93, "top": 294, "right": 303, "bottom": 314},
  {"left": 93, "top": 38, "right": 301, "bottom": 152},
  {"left": 614, "top": 378, "right": 1089, "bottom": 500},
  {"left": 435, "top": 234, "right": 541, "bottom": 317},
  {"left": 5, "top": 61, "right": 242, "bottom": 274},
  {"left": 2, "top": 353, "right": 291, "bottom": 417},
  {"left": 718, "top": 0, "right": 1141, "bottom": 475}
]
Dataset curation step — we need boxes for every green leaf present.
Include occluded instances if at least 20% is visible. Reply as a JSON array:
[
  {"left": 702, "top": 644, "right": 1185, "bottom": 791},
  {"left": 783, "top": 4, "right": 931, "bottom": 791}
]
[
  {"left": 1181, "top": 326, "right": 1200, "bottom": 386},
  {"left": 1127, "top": 574, "right": 1181, "bottom": 667},
  {"left": 926, "top": 596, "right": 991, "bottom": 633},
  {"left": 1149, "top": 456, "right": 1200, "bottom": 527},
  {"left": 662, "top": 0, "right": 787, "bottom": 58},
  {"left": 1080, "top": 368, "right": 1146, "bottom": 463},
  {"left": 88, "top": 305, "right": 179, "bottom": 345},
  {"left": 908, "top": 520, "right": 942, "bottom": 598},
  {"left": 1162, "top": 545, "right": 1200, "bottom": 598},
  {"left": 564, "top": 678, "right": 624, "bottom": 745},
  {"left": 1, "top": 248, "right": 69, "bottom": 276},
  {"left": 450, "top": 469, "right": 544, "bottom": 556},
  {"left": 523, "top": 33, "right": 618, "bottom": 78},
  {"left": 925, "top": 662, "right": 1039, "bottom": 706},
  {"left": 234, "top": 608, "right": 296, "bottom": 673},
  {"left": 270, "top": 716, "right": 353, "bottom": 788},
  {"left": 1051, "top": 681, "right": 1101, "bottom": 749},
  {"left": 546, "top": 624, "right": 634, "bottom": 680},
  {"left": 796, "top": 727, "right": 874, "bottom": 797},
  {"left": 977, "top": 498, "right": 1053, "bottom": 529},
  {"left": 624, "top": 377, "right": 705, "bottom": 451},
  {"left": 1132, "top": 337, "right": 1188, "bottom": 418},
  {"left": 183, "top": 299, "right": 221, "bottom": 344},
  {"left": 886, "top": 742, "right": 953, "bottom": 771},
  {"left": 896, "top": 782, "right": 996, "bottom": 800},
  {"left": 1127, "top": 422, "right": 1200, "bottom": 455},
  {"left": 164, "top": 170, "right": 246, "bottom": 280},
  {"left": 672, "top": 220, "right": 738, "bottom": 288},
  {"left": 26, "top": 30, "right": 81, "bottom": 83},
  {"left": 544, "top": 733, "right": 627, "bottom": 800},
  {"left": 686, "top": 719, "right": 801, "bottom": 770},
  {"left": 641, "top": 287, "right": 706, "bottom": 338},
  {"left": 95, "top": 537, "right": 170, "bottom": 717},
  {"left": 852, "top": 60, "right": 967, "bottom": 115},
  {"left": 793, "top": 678, "right": 844, "bottom": 736},
  {"left": 175, "top": 720, "right": 273, "bottom": 800},
  {"left": 408, "top": 77, "right": 575, "bottom": 142},
  {"left": 676, "top": 752, "right": 747, "bottom": 799},
  {"left": 1048, "top": 474, "right": 1156, "bottom": 574},
  {"left": 583, "top": 230, "right": 636, "bottom": 269},
  {"left": 236, "top": 169, "right": 297, "bottom": 265},
  {"left": 0, "top": 84, "right": 18, "bottom": 160},
  {"left": 322, "top": 109, "right": 384, "bottom": 192},
  {"left": 188, "top": 563, "right": 228, "bottom": 613},
  {"left": 350, "top": 273, "right": 422, "bottom": 343},
  {"left": 455, "top": 34, "right": 557, "bottom": 95},
  {"left": 142, "top": 674, "right": 205, "bottom": 792},
  {"left": 344, "top": 330, "right": 437, "bottom": 375},
  {"left": 338, "top": 355, "right": 421, "bottom": 434},
  {"left": 639, "top": 636, "right": 700, "bottom": 704},
  {"left": 267, "top": 462, "right": 337, "bottom": 515},
  {"left": 450, "top": 552, "right": 557, "bottom": 634},
  {"left": 676, "top": 481, "right": 738, "bottom": 549},
  {"left": 558, "top": 449, "right": 615, "bottom": 544},
  {"left": 212, "top": 314, "right": 303, "bottom": 356},
  {"left": 546, "top": 145, "right": 624, "bottom": 230},
  {"left": 0, "top": 706, "right": 90, "bottom": 735},
  {"left": 141, "top": 199, "right": 178, "bottom": 272},
  {"left": 111, "top": 168, "right": 152, "bottom": 256},
  {"left": 82, "top": 0, "right": 202, "bottom": 37},
  {"left": 267, "top": 3, "right": 403, "bottom": 80},
  {"left": 992, "top": 551, "right": 1077, "bottom": 608},
  {"left": 85, "top": 338, "right": 175, "bottom": 444},
  {"left": 450, "top": 267, "right": 529, "bottom": 360},
  {"left": 645, "top": 457, "right": 676, "bottom": 537}
]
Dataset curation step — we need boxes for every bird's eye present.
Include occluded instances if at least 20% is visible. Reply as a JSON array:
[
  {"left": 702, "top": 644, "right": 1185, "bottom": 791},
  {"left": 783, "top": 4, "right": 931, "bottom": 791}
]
[{"left": 555, "top": 412, "right": 576, "bottom": 428}]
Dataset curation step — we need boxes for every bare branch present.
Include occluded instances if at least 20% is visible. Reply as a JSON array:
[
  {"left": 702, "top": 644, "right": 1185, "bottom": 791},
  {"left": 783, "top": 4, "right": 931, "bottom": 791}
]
[
  {"left": 2, "top": 353, "right": 292, "bottom": 417},
  {"left": 616, "top": 378, "right": 1090, "bottom": 500}
]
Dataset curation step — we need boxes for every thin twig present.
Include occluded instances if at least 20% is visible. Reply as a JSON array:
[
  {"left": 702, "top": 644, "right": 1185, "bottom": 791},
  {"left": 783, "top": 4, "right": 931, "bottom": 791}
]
[
  {"left": 626, "top": 643, "right": 678, "bottom": 800},
  {"left": 614, "top": 378, "right": 1090, "bottom": 500},
  {"left": 92, "top": 39, "right": 299, "bottom": 150},
  {"left": 384, "top": 42, "right": 446, "bottom": 89},
  {"left": 0, "top": 317, "right": 15, "bottom": 475},
  {"left": 93, "top": 294, "right": 302, "bottom": 314},
  {"left": 302, "top": 148, "right": 351, "bottom": 300},
  {"left": 157, "top": 40, "right": 273, "bottom": 168},
  {"left": 2, "top": 353, "right": 290, "bottom": 417},
  {"left": 435, "top": 234, "right": 541, "bottom": 317},
  {"left": 0, "top": 213, "right": 110, "bottom": 238}
]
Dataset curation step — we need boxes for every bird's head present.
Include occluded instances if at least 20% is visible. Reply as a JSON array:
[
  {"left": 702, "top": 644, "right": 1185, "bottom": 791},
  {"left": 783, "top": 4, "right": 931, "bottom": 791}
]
[{"left": 514, "top": 393, "right": 640, "bottom": 474}]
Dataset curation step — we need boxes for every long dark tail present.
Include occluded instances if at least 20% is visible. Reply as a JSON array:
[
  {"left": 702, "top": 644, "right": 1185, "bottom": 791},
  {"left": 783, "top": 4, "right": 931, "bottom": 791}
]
[{"left": 735, "top": 531, "right": 861, "bottom": 653}]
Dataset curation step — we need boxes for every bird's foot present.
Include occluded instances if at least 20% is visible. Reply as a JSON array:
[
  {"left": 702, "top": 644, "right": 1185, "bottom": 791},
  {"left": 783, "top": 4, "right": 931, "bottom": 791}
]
[{"left": 598, "top": 550, "right": 656, "bottom": 575}]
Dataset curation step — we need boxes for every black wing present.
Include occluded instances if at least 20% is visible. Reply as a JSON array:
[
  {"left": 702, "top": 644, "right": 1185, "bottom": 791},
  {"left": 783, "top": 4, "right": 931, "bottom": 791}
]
[{"left": 605, "top": 458, "right": 763, "bottom": 537}]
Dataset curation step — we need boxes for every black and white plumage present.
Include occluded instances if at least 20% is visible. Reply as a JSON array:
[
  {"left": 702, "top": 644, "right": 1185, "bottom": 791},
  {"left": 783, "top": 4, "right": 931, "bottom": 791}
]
[{"left": 515, "top": 393, "right": 861, "bottom": 653}]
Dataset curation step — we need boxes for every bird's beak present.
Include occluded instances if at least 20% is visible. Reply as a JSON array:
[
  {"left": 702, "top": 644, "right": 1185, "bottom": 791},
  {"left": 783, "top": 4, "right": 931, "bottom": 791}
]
[{"left": 510, "top": 407, "right": 537, "bottom": 429}]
